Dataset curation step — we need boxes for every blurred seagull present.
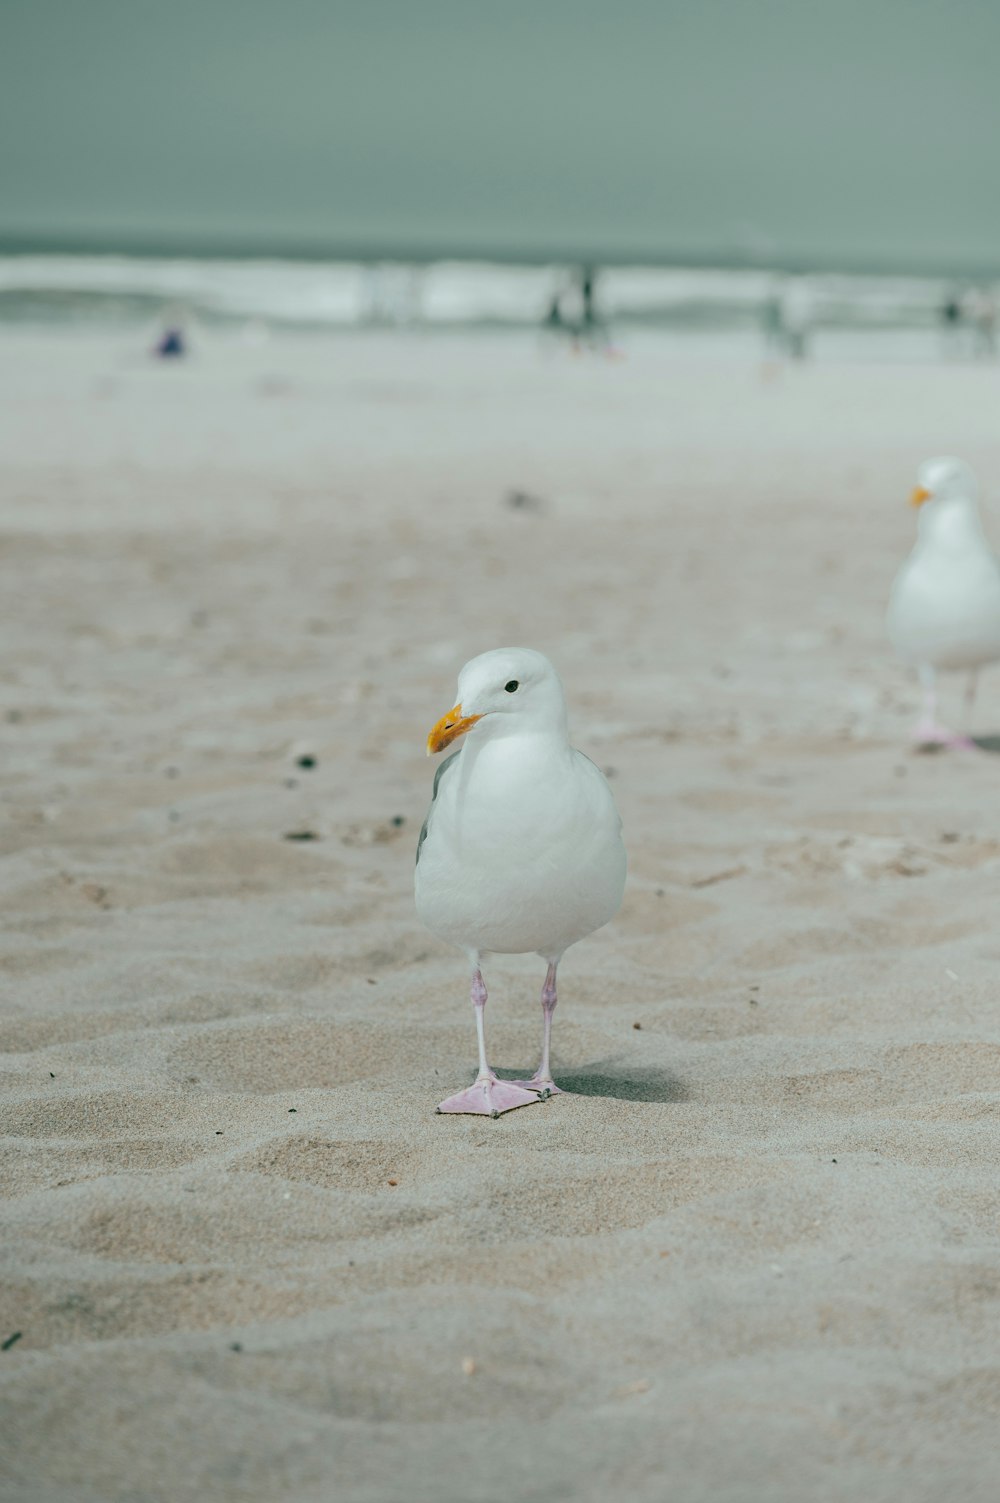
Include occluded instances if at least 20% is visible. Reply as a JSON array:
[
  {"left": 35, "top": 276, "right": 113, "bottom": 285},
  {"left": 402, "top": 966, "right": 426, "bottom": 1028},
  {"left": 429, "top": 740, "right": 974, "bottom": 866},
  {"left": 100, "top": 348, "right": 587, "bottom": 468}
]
[
  {"left": 887, "top": 457, "right": 1000, "bottom": 747},
  {"left": 415, "top": 648, "right": 626, "bottom": 1116}
]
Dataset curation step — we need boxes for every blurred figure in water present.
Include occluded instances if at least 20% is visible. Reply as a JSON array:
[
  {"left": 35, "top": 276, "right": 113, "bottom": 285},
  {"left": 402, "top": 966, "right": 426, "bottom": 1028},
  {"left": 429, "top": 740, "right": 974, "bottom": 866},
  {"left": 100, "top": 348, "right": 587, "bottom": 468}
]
[
  {"left": 361, "top": 264, "right": 422, "bottom": 325},
  {"left": 966, "top": 285, "right": 997, "bottom": 358},
  {"left": 761, "top": 277, "right": 785, "bottom": 354},
  {"left": 940, "top": 287, "right": 964, "bottom": 355},
  {"left": 579, "top": 265, "right": 597, "bottom": 331},
  {"left": 780, "top": 276, "right": 813, "bottom": 360}
]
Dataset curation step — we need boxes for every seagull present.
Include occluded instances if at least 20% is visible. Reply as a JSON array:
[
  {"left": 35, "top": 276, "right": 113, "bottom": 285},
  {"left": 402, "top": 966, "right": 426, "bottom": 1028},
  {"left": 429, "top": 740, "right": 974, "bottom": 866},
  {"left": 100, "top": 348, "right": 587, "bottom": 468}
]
[
  {"left": 415, "top": 648, "right": 627, "bottom": 1116},
  {"left": 887, "top": 457, "right": 1000, "bottom": 747}
]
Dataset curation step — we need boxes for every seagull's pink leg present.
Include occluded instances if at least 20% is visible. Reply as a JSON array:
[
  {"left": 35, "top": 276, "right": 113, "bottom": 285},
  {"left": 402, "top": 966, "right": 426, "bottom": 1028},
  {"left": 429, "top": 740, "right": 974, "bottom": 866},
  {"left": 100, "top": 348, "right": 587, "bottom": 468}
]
[
  {"left": 507, "top": 962, "right": 564, "bottom": 1100},
  {"left": 965, "top": 669, "right": 979, "bottom": 726},
  {"left": 914, "top": 666, "right": 975, "bottom": 750},
  {"left": 436, "top": 967, "right": 542, "bottom": 1118}
]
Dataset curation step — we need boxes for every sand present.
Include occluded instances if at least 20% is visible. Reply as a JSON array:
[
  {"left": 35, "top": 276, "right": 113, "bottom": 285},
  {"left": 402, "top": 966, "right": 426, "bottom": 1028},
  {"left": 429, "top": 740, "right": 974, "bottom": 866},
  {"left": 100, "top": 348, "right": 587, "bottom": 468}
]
[{"left": 1, "top": 325, "right": 999, "bottom": 1503}]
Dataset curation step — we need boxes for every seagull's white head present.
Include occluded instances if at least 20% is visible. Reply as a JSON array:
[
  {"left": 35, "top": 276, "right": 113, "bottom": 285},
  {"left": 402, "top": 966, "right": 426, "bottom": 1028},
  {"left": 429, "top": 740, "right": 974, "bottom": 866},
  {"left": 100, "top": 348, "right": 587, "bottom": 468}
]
[
  {"left": 910, "top": 456, "right": 978, "bottom": 512},
  {"left": 426, "top": 647, "right": 568, "bottom": 754}
]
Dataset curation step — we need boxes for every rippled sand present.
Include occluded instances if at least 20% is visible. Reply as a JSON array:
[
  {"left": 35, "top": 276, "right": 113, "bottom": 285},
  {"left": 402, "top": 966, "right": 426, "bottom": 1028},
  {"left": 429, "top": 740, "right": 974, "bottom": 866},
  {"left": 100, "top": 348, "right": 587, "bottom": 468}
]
[{"left": 1, "top": 328, "right": 999, "bottom": 1502}]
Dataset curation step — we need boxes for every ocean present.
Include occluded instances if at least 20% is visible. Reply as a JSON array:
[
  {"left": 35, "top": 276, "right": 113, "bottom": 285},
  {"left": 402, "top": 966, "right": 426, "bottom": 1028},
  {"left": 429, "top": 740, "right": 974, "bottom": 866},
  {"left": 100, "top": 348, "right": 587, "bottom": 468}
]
[{"left": 0, "top": 254, "right": 961, "bottom": 339}]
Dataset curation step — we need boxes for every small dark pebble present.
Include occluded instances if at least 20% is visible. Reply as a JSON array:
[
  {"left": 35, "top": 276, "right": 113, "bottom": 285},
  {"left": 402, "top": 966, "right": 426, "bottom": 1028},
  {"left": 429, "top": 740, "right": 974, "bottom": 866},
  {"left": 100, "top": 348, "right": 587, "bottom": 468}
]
[
  {"left": 508, "top": 495, "right": 547, "bottom": 520},
  {"left": 633, "top": 1022, "right": 642, "bottom": 1030},
  {"left": 230, "top": 1342, "right": 242, "bottom": 1353},
  {"left": 296, "top": 755, "right": 317, "bottom": 770},
  {"left": 748, "top": 998, "right": 758, "bottom": 1007},
  {"left": 215, "top": 1130, "right": 223, "bottom": 1135},
  {"left": 831, "top": 1158, "right": 838, "bottom": 1164},
  {"left": 1, "top": 1332, "right": 22, "bottom": 1351},
  {"left": 283, "top": 830, "right": 318, "bottom": 841},
  {"left": 504, "top": 488, "right": 546, "bottom": 512},
  {"left": 749, "top": 985, "right": 760, "bottom": 991},
  {"left": 367, "top": 978, "right": 377, "bottom": 985},
  {"left": 390, "top": 815, "right": 406, "bottom": 827},
  {"left": 288, "top": 1107, "right": 297, "bottom": 1113},
  {"left": 49, "top": 1072, "right": 55, "bottom": 1078}
]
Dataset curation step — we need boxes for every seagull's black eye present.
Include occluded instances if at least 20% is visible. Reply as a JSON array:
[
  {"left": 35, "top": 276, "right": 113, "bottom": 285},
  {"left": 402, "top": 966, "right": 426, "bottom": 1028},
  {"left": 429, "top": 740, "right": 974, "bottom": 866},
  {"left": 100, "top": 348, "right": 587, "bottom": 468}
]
[{"left": 504, "top": 680, "right": 519, "bottom": 693}]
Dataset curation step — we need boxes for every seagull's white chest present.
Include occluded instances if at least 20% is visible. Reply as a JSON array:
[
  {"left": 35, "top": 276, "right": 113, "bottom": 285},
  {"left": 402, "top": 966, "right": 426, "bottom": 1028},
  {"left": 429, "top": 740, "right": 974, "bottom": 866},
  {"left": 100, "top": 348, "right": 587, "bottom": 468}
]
[
  {"left": 888, "top": 528, "right": 1000, "bottom": 670},
  {"left": 415, "top": 733, "right": 626, "bottom": 959}
]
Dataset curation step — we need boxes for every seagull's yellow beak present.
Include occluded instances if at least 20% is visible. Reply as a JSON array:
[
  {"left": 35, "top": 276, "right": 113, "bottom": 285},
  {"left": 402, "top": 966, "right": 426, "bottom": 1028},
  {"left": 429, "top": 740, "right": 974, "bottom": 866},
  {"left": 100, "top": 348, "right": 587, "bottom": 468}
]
[
  {"left": 911, "top": 485, "right": 932, "bottom": 507},
  {"left": 426, "top": 703, "right": 482, "bottom": 755}
]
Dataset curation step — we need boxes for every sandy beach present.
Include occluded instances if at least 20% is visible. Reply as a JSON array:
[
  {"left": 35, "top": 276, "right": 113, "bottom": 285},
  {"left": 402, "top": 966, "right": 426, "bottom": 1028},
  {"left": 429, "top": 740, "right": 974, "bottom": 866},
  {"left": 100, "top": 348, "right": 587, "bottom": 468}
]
[{"left": 1, "top": 325, "right": 999, "bottom": 1502}]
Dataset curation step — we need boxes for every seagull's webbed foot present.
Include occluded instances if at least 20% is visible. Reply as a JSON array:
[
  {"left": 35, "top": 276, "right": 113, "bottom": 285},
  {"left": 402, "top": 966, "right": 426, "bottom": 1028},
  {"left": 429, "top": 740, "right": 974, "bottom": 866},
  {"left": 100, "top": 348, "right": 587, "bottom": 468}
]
[
  {"left": 503, "top": 1075, "right": 563, "bottom": 1101},
  {"left": 436, "top": 1073, "right": 543, "bottom": 1118},
  {"left": 914, "top": 722, "right": 976, "bottom": 752}
]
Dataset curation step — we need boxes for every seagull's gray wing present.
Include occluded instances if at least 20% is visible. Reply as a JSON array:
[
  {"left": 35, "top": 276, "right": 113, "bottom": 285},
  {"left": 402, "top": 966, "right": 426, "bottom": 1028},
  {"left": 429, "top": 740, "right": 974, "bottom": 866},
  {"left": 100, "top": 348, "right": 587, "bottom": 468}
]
[{"left": 416, "top": 749, "right": 459, "bottom": 865}]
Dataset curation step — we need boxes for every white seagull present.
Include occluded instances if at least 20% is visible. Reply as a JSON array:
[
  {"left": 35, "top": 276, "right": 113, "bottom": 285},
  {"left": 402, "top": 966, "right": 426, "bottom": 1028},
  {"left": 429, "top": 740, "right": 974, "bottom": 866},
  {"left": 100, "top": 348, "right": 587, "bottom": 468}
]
[
  {"left": 415, "top": 648, "right": 627, "bottom": 1116},
  {"left": 887, "top": 457, "right": 1000, "bottom": 747}
]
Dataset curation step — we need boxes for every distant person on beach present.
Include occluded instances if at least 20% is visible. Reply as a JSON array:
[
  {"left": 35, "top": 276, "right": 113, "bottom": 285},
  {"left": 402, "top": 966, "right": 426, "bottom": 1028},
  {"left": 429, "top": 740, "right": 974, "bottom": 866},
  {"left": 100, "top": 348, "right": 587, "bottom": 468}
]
[
  {"left": 542, "top": 265, "right": 614, "bottom": 354},
  {"left": 152, "top": 304, "right": 189, "bottom": 358},
  {"left": 940, "top": 290, "right": 964, "bottom": 358},
  {"left": 580, "top": 266, "right": 597, "bottom": 330},
  {"left": 942, "top": 292, "right": 962, "bottom": 330},
  {"left": 154, "top": 328, "right": 186, "bottom": 358},
  {"left": 577, "top": 265, "right": 615, "bottom": 352},
  {"left": 544, "top": 291, "right": 565, "bottom": 330}
]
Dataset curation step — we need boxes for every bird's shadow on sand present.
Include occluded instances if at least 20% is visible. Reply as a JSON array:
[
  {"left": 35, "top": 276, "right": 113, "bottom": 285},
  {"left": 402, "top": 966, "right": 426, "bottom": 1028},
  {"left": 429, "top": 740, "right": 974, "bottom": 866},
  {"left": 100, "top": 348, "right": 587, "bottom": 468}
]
[
  {"left": 971, "top": 735, "right": 1000, "bottom": 754},
  {"left": 498, "top": 1060, "right": 688, "bottom": 1104}
]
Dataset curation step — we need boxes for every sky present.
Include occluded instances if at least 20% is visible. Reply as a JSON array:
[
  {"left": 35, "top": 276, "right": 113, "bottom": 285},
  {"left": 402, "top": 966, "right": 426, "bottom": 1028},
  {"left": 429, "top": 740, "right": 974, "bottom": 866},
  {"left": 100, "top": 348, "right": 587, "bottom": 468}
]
[{"left": 2, "top": 0, "right": 998, "bottom": 272}]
